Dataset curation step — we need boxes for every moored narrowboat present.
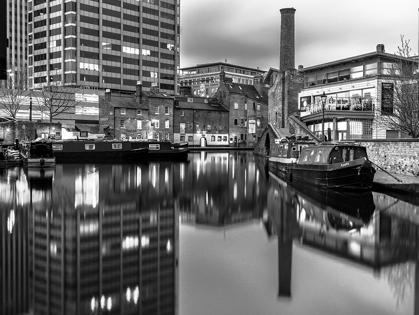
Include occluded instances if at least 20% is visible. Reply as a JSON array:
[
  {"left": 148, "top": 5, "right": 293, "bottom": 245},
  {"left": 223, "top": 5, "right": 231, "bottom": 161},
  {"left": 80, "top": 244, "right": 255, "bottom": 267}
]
[
  {"left": 268, "top": 141, "right": 376, "bottom": 190},
  {"left": 21, "top": 140, "right": 56, "bottom": 168},
  {"left": 131, "top": 140, "right": 190, "bottom": 161},
  {"left": 51, "top": 140, "right": 149, "bottom": 163}
]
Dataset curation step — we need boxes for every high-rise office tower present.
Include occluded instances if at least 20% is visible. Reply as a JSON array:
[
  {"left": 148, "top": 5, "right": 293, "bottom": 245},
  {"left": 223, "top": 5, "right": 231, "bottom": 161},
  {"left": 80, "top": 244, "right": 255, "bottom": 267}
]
[
  {"left": 5, "top": 0, "right": 28, "bottom": 71},
  {"left": 27, "top": 0, "right": 180, "bottom": 95}
]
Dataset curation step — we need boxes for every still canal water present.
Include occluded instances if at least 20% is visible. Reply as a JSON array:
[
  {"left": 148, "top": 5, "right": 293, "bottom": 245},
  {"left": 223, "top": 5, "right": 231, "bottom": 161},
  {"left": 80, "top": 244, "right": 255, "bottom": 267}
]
[{"left": 2, "top": 151, "right": 419, "bottom": 315}]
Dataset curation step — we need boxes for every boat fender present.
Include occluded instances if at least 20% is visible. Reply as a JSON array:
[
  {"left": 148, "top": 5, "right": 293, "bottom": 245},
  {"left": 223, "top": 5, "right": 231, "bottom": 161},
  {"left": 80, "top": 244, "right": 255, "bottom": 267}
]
[{"left": 40, "top": 158, "right": 45, "bottom": 166}]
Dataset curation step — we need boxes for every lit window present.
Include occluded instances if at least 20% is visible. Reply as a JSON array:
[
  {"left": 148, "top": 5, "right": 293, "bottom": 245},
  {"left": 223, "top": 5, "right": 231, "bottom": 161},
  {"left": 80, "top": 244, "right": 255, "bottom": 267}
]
[
  {"left": 137, "top": 120, "right": 142, "bottom": 129},
  {"left": 167, "top": 44, "right": 175, "bottom": 50},
  {"left": 150, "top": 71, "right": 158, "bottom": 78},
  {"left": 121, "top": 108, "right": 126, "bottom": 115},
  {"left": 234, "top": 102, "right": 238, "bottom": 109},
  {"left": 165, "top": 119, "right": 169, "bottom": 128},
  {"left": 123, "top": 46, "right": 139, "bottom": 55},
  {"left": 142, "top": 49, "right": 150, "bottom": 56},
  {"left": 102, "top": 42, "right": 111, "bottom": 50}
]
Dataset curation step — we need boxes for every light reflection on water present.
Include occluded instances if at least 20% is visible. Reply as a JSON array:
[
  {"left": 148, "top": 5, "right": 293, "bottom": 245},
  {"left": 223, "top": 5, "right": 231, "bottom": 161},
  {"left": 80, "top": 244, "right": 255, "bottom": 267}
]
[{"left": 1, "top": 151, "right": 419, "bottom": 315}]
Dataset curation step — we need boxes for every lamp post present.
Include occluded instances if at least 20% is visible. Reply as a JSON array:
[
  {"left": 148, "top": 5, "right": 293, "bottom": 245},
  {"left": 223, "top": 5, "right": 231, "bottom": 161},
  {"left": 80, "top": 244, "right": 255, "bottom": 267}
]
[{"left": 321, "top": 92, "right": 327, "bottom": 142}]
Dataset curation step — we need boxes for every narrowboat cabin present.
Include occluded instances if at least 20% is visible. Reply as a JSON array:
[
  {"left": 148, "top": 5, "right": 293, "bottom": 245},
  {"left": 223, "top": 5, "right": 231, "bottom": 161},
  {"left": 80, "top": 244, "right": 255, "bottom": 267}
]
[
  {"left": 21, "top": 140, "right": 56, "bottom": 168},
  {"left": 269, "top": 142, "right": 376, "bottom": 190},
  {"left": 51, "top": 140, "right": 149, "bottom": 163},
  {"left": 131, "top": 141, "right": 190, "bottom": 161}
]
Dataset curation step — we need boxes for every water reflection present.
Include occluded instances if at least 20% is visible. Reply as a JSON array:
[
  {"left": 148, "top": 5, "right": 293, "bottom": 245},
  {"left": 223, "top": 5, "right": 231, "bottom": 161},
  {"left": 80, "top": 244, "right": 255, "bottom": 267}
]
[
  {"left": 1, "top": 163, "right": 179, "bottom": 315},
  {"left": 1, "top": 152, "right": 419, "bottom": 315},
  {"left": 265, "top": 172, "right": 419, "bottom": 313}
]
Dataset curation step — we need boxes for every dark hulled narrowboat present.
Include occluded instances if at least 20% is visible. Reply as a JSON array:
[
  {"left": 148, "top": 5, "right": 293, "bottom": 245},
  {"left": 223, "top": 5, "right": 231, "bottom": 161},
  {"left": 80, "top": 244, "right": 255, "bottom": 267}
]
[
  {"left": 51, "top": 140, "right": 149, "bottom": 163},
  {"left": 21, "top": 140, "right": 56, "bottom": 168},
  {"left": 268, "top": 141, "right": 376, "bottom": 190}
]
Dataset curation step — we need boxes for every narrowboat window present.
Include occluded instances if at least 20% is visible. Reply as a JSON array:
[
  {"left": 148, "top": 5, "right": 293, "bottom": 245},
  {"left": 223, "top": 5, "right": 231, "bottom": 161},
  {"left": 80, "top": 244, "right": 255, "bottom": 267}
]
[
  {"left": 180, "top": 135, "right": 185, "bottom": 141},
  {"left": 149, "top": 144, "right": 160, "bottom": 150},
  {"left": 314, "top": 149, "right": 323, "bottom": 162},
  {"left": 211, "top": 136, "right": 215, "bottom": 141},
  {"left": 112, "top": 143, "right": 122, "bottom": 150},
  {"left": 300, "top": 150, "right": 309, "bottom": 163},
  {"left": 85, "top": 144, "right": 95, "bottom": 150},
  {"left": 349, "top": 149, "right": 354, "bottom": 161},
  {"left": 52, "top": 144, "right": 63, "bottom": 150},
  {"left": 188, "top": 136, "right": 193, "bottom": 142},
  {"left": 309, "top": 149, "right": 316, "bottom": 162},
  {"left": 218, "top": 136, "right": 222, "bottom": 141},
  {"left": 342, "top": 148, "right": 347, "bottom": 162}
]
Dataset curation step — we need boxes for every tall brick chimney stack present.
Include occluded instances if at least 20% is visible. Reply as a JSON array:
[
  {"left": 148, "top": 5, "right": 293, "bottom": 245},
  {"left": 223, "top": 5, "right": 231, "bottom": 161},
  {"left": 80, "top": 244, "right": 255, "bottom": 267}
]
[{"left": 279, "top": 8, "right": 296, "bottom": 72}]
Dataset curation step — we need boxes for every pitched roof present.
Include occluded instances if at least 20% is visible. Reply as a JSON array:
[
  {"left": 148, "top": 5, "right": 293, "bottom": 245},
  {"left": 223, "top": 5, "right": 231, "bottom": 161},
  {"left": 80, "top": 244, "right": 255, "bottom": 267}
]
[
  {"left": 100, "top": 95, "right": 148, "bottom": 110},
  {"left": 143, "top": 91, "right": 173, "bottom": 99},
  {"left": 224, "top": 83, "right": 268, "bottom": 104},
  {"left": 176, "top": 101, "right": 229, "bottom": 111}
]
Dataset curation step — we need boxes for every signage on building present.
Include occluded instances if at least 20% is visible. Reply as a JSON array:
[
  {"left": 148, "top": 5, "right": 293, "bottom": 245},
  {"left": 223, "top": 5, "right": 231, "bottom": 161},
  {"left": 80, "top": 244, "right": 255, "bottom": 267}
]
[{"left": 248, "top": 120, "right": 256, "bottom": 134}]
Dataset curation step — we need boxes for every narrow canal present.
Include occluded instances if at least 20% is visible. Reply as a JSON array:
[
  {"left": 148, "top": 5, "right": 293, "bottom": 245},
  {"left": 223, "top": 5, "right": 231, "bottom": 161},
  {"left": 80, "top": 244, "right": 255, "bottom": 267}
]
[{"left": 1, "top": 151, "right": 419, "bottom": 315}]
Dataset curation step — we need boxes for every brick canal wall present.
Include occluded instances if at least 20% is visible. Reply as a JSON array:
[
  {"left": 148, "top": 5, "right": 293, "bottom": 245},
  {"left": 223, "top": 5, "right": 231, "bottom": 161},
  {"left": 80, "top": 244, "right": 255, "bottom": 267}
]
[{"left": 357, "top": 139, "right": 419, "bottom": 176}]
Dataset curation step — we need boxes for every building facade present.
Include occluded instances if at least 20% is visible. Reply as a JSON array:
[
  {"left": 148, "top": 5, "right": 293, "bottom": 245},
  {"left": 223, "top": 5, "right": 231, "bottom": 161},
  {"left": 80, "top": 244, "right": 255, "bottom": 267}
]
[
  {"left": 178, "top": 62, "right": 265, "bottom": 98},
  {"left": 173, "top": 96, "right": 229, "bottom": 146},
  {"left": 215, "top": 71, "right": 269, "bottom": 147},
  {"left": 6, "top": 0, "right": 27, "bottom": 71},
  {"left": 27, "top": 0, "right": 180, "bottom": 94},
  {"left": 99, "top": 84, "right": 174, "bottom": 140},
  {"left": 298, "top": 44, "right": 416, "bottom": 140}
]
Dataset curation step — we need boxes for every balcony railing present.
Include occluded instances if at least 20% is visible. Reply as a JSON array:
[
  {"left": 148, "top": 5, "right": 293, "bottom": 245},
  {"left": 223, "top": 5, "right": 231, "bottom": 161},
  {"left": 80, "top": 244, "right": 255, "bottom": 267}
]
[{"left": 300, "top": 102, "right": 374, "bottom": 116}]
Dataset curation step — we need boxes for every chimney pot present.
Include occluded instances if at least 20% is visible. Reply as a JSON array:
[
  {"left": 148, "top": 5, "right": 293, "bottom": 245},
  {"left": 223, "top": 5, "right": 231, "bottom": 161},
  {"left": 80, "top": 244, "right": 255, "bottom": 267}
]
[
  {"left": 376, "top": 44, "right": 385, "bottom": 53},
  {"left": 105, "top": 89, "right": 111, "bottom": 101}
]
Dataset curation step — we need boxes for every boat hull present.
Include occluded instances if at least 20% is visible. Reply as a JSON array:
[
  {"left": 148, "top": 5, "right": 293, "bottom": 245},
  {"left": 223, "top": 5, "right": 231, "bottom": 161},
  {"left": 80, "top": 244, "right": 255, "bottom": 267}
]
[
  {"left": 268, "top": 157, "right": 375, "bottom": 190},
  {"left": 23, "top": 157, "right": 56, "bottom": 168},
  {"left": 52, "top": 140, "right": 188, "bottom": 163}
]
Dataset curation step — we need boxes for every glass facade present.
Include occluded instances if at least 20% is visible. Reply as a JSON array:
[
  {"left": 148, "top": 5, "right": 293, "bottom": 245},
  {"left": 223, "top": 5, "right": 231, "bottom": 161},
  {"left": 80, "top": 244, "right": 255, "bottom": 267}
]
[{"left": 27, "top": 0, "right": 180, "bottom": 94}]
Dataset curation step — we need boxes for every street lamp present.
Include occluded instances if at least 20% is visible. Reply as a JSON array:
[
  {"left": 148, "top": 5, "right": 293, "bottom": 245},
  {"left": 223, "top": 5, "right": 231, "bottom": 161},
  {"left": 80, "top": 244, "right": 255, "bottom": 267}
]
[{"left": 321, "top": 92, "right": 327, "bottom": 142}]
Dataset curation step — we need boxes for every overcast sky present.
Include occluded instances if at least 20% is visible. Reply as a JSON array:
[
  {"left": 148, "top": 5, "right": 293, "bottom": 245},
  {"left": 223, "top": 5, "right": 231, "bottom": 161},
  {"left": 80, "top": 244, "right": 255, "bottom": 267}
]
[{"left": 179, "top": 0, "right": 419, "bottom": 71}]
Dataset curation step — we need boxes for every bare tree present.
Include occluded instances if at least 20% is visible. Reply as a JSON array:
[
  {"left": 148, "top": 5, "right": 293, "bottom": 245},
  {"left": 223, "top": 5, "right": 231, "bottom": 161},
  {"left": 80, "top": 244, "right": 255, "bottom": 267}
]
[
  {"left": 33, "top": 82, "right": 80, "bottom": 133},
  {"left": 375, "top": 35, "right": 419, "bottom": 138},
  {"left": 0, "top": 64, "right": 29, "bottom": 119}
]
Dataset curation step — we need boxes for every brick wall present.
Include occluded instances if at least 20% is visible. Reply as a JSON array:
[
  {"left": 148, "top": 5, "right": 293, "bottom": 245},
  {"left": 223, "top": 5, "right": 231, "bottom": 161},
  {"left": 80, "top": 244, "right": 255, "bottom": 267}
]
[{"left": 358, "top": 140, "right": 419, "bottom": 176}]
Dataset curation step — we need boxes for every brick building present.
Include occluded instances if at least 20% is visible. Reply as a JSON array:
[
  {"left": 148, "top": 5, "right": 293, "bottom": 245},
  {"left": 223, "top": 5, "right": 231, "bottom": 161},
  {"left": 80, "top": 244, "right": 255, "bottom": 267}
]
[
  {"left": 99, "top": 84, "right": 174, "bottom": 140},
  {"left": 173, "top": 96, "right": 229, "bottom": 146},
  {"left": 214, "top": 70, "right": 269, "bottom": 147}
]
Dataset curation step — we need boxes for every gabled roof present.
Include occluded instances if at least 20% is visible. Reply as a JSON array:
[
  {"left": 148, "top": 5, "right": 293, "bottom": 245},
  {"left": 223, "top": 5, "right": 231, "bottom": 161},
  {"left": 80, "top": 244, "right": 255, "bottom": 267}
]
[
  {"left": 176, "top": 100, "right": 229, "bottom": 112},
  {"left": 262, "top": 67, "right": 279, "bottom": 85},
  {"left": 143, "top": 91, "right": 174, "bottom": 99},
  {"left": 224, "top": 83, "right": 268, "bottom": 104},
  {"left": 101, "top": 95, "right": 148, "bottom": 110}
]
